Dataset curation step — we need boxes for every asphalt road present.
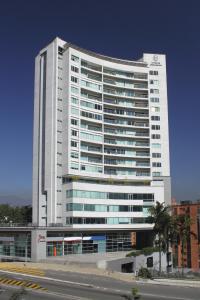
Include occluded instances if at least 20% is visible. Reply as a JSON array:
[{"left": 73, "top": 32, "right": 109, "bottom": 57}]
[{"left": 0, "top": 269, "right": 200, "bottom": 300}]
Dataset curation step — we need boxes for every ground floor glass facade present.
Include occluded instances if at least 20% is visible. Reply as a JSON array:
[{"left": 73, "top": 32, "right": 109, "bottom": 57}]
[{"left": 46, "top": 232, "right": 132, "bottom": 256}]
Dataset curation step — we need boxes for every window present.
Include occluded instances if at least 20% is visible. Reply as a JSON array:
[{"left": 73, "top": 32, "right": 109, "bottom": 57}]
[
  {"left": 152, "top": 153, "right": 161, "bottom": 158},
  {"left": 71, "top": 66, "right": 79, "bottom": 73},
  {"left": 152, "top": 143, "right": 161, "bottom": 148},
  {"left": 71, "top": 76, "right": 78, "bottom": 84},
  {"left": 71, "top": 141, "right": 78, "bottom": 148},
  {"left": 71, "top": 152, "right": 79, "bottom": 159},
  {"left": 150, "top": 89, "right": 159, "bottom": 94},
  {"left": 151, "top": 116, "right": 160, "bottom": 121},
  {"left": 152, "top": 162, "right": 162, "bottom": 167},
  {"left": 150, "top": 97, "right": 159, "bottom": 103},
  {"left": 71, "top": 107, "right": 79, "bottom": 116},
  {"left": 66, "top": 203, "right": 83, "bottom": 211},
  {"left": 71, "top": 162, "right": 79, "bottom": 170},
  {"left": 149, "top": 70, "right": 158, "bottom": 75},
  {"left": 71, "top": 97, "right": 79, "bottom": 105},
  {"left": 71, "top": 55, "right": 79, "bottom": 62},
  {"left": 151, "top": 125, "right": 160, "bottom": 130},
  {"left": 151, "top": 106, "right": 160, "bottom": 112},
  {"left": 71, "top": 118, "right": 78, "bottom": 126},
  {"left": 152, "top": 134, "right": 161, "bottom": 139},
  {"left": 71, "top": 86, "right": 79, "bottom": 95},
  {"left": 150, "top": 80, "right": 159, "bottom": 85},
  {"left": 152, "top": 172, "right": 162, "bottom": 176},
  {"left": 71, "top": 130, "right": 78, "bottom": 137}
]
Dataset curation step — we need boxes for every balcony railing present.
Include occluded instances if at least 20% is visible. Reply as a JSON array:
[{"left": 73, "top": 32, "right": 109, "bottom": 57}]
[
  {"left": 103, "top": 78, "right": 148, "bottom": 89},
  {"left": 104, "top": 87, "right": 148, "bottom": 98},
  {"left": 136, "top": 152, "right": 150, "bottom": 157},
  {"left": 104, "top": 118, "right": 149, "bottom": 127},
  {"left": 104, "top": 108, "right": 149, "bottom": 118},
  {"left": 104, "top": 98, "right": 148, "bottom": 108}
]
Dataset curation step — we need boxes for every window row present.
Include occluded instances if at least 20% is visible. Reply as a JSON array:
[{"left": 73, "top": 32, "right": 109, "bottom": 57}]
[
  {"left": 151, "top": 116, "right": 160, "bottom": 121},
  {"left": 66, "top": 190, "right": 154, "bottom": 200},
  {"left": 150, "top": 97, "right": 159, "bottom": 103},
  {"left": 66, "top": 203, "right": 150, "bottom": 212},
  {"left": 152, "top": 134, "right": 161, "bottom": 139},
  {"left": 66, "top": 217, "right": 147, "bottom": 225},
  {"left": 149, "top": 70, "right": 158, "bottom": 75},
  {"left": 152, "top": 162, "right": 162, "bottom": 167}
]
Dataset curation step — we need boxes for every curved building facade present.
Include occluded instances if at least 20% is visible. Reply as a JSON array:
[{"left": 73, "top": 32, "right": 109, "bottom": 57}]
[{"left": 33, "top": 38, "right": 171, "bottom": 233}]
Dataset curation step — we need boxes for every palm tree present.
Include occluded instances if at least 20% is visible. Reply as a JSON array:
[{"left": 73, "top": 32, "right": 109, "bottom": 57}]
[
  {"left": 172, "top": 214, "right": 196, "bottom": 275},
  {"left": 147, "top": 201, "right": 170, "bottom": 274}
]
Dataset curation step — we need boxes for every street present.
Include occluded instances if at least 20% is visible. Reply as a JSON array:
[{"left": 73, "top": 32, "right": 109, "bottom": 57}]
[{"left": 0, "top": 269, "right": 200, "bottom": 300}]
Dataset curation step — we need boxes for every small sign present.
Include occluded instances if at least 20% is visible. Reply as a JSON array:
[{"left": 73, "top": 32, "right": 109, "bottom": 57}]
[{"left": 37, "top": 234, "right": 46, "bottom": 243}]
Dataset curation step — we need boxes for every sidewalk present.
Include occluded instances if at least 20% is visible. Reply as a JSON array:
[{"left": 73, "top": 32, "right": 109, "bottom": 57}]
[
  {"left": 137, "top": 278, "right": 200, "bottom": 288},
  {"left": 0, "top": 261, "right": 135, "bottom": 283}
]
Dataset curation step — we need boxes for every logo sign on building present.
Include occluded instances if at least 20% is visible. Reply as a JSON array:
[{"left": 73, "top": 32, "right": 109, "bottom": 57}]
[
  {"left": 37, "top": 234, "right": 46, "bottom": 243},
  {"left": 150, "top": 55, "right": 162, "bottom": 66}
]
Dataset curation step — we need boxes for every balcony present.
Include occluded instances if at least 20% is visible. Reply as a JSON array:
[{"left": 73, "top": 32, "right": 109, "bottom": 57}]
[
  {"left": 81, "top": 143, "right": 102, "bottom": 154},
  {"left": 136, "top": 162, "right": 150, "bottom": 167},
  {"left": 103, "top": 98, "right": 148, "bottom": 109},
  {"left": 104, "top": 148, "right": 135, "bottom": 157},
  {"left": 103, "top": 78, "right": 148, "bottom": 89},
  {"left": 136, "top": 172, "right": 150, "bottom": 177},
  {"left": 103, "top": 87, "right": 148, "bottom": 99},
  {"left": 136, "top": 152, "right": 150, "bottom": 157},
  {"left": 81, "top": 89, "right": 102, "bottom": 102},
  {"left": 135, "top": 142, "right": 149, "bottom": 147},
  {"left": 81, "top": 60, "right": 102, "bottom": 72},
  {"left": 81, "top": 155, "right": 102, "bottom": 164},
  {"left": 81, "top": 68, "right": 102, "bottom": 82},
  {"left": 104, "top": 118, "right": 149, "bottom": 128},
  {"left": 103, "top": 108, "right": 149, "bottom": 118},
  {"left": 103, "top": 68, "right": 148, "bottom": 80}
]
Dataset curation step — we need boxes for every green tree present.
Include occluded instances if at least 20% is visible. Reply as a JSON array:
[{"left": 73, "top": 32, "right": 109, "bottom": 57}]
[
  {"left": 0, "top": 204, "right": 32, "bottom": 225},
  {"left": 147, "top": 201, "right": 170, "bottom": 274},
  {"left": 172, "top": 214, "right": 196, "bottom": 275}
]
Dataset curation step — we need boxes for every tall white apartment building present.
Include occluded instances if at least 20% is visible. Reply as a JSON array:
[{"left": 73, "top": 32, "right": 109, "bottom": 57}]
[{"left": 32, "top": 38, "right": 170, "bottom": 247}]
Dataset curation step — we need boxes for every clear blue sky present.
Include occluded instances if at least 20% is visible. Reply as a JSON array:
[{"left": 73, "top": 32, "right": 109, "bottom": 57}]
[{"left": 0, "top": 0, "right": 200, "bottom": 204}]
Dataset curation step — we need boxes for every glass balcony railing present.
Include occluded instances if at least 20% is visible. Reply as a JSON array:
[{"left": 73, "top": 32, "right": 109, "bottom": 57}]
[
  {"left": 136, "top": 162, "right": 150, "bottom": 167},
  {"left": 103, "top": 68, "right": 148, "bottom": 80},
  {"left": 135, "top": 142, "right": 149, "bottom": 147},
  {"left": 103, "top": 98, "right": 148, "bottom": 108},
  {"left": 103, "top": 78, "right": 148, "bottom": 89},
  {"left": 81, "top": 146, "right": 102, "bottom": 153},
  {"left": 81, "top": 60, "right": 102, "bottom": 72},
  {"left": 103, "top": 87, "right": 148, "bottom": 98},
  {"left": 136, "top": 152, "right": 150, "bottom": 157},
  {"left": 104, "top": 118, "right": 149, "bottom": 127},
  {"left": 81, "top": 69, "right": 102, "bottom": 82},
  {"left": 104, "top": 148, "right": 135, "bottom": 156},
  {"left": 136, "top": 172, "right": 150, "bottom": 177},
  {"left": 104, "top": 108, "right": 148, "bottom": 118}
]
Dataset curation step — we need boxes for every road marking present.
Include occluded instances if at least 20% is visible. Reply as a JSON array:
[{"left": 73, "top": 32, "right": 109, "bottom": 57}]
[{"left": 0, "top": 276, "right": 47, "bottom": 292}]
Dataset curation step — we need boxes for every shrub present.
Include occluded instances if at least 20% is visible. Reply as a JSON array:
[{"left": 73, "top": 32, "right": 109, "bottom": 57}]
[
  {"left": 138, "top": 267, "right": 152, "bottom": 279},
  {"left": 126, "top": 251, "right": 141, "bottom": 257},
  {"left": 141, "top": 247, "right": 154, "bottom": 256}
]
